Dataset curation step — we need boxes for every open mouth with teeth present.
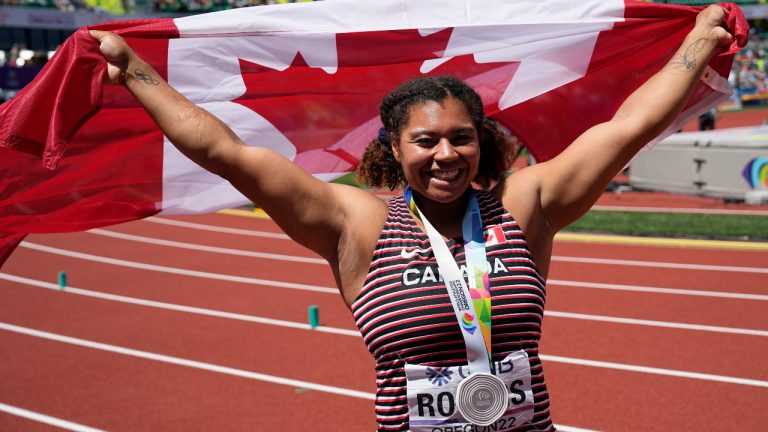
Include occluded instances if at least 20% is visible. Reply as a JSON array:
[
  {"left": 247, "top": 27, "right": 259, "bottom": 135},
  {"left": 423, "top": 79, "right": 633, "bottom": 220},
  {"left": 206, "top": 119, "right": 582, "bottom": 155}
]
[{"left": 427, "top": 168, "right": 463, "bottom": 182}]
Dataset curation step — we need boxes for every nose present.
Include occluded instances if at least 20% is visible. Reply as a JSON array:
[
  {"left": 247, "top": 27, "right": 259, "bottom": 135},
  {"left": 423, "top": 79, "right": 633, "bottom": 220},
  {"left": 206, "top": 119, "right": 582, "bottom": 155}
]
[{"left": 434, "top": 138, "right": 458, "bottom": 162}]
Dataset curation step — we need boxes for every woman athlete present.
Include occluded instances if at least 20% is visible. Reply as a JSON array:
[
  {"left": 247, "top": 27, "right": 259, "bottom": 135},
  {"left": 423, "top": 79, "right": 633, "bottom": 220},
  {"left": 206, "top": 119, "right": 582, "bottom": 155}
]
[{"left": 90, "top": 5, "right": 733, "bottom": 431}]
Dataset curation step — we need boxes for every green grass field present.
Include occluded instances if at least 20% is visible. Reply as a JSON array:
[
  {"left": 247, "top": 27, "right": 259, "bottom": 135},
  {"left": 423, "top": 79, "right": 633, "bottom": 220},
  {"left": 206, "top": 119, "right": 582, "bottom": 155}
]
[
  {"left": 565, "top": 211, "right": 768, "bottom": 241},
  {"left": 330, "top": 174, "right": 768, "bottom": 241}
]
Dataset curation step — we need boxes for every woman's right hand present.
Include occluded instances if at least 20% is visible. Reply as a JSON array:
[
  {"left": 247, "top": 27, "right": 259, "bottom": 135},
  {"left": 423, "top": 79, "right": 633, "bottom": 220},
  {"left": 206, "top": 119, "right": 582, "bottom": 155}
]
[{"left": 89, "top": 30, "right": 133, "bottom": 86}]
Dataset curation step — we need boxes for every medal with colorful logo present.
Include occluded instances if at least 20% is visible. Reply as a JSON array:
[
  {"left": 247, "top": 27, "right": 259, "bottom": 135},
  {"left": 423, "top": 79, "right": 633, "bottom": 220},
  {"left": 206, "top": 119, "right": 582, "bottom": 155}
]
[{"left": 404, "top": 186, "right": 507, "bottom": 426}]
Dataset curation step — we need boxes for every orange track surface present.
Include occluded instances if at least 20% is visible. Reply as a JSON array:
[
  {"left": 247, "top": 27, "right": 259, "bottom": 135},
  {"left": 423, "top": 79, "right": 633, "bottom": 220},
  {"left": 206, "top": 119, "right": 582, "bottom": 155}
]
[
  {"left": 1, "top": 211, "right": 766, "bottom": 432},
  {"left": 2, "top": 108, "right": 768, "bottom": 431},
  {"left": 681, "top": 106, "right": 768, "bottom": 131}
]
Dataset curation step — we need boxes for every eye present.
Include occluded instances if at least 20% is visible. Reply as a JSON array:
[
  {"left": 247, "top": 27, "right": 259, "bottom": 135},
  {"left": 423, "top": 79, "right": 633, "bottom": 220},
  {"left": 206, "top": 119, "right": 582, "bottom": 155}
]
[
  {"left": 452, "top": 134, "right": 474, "bottom": 145},
  {"left": 415, "top": 137, "right": 436, "bottom": 147},
  {"left": 454, "top": 134, "right": 470, "bottom": 142}
]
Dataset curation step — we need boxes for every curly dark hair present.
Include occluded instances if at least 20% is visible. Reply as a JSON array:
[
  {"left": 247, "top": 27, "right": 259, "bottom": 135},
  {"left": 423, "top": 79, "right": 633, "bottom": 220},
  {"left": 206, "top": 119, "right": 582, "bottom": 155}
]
[{"left": 357, "top": 75, "right": 519, "bottom": 189}]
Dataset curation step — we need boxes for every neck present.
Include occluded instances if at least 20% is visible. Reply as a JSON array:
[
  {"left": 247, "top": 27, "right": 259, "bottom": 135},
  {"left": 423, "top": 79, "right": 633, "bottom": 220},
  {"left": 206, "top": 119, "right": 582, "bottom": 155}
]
[{"left": 410, "top": 189, "right": 471, "bottom": 239}]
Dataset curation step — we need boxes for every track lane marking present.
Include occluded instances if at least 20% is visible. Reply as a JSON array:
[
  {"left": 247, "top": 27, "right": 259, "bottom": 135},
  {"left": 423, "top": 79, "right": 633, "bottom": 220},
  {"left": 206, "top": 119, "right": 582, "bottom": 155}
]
[
  {"left": 554, "top": 232, "right": 768, "bottom": 251},
  {"left": 150, "top": 215, "right": 768, "bottom": 250},
  {"left": 0, "top": 402, "right": 105, "bottom": 432},
  {"left": 1, "top": 365, "right": 594, "bottom": 432},
  {"left": 551, "top": 256, "right": 768, "bottom": 274},
  {"left": 146, "top": 217, "right": 290, "bottom": 239},
  {"left": 19, "top": 242, "right": 337, "bottom": 294},
  {"left": 0, "top": 321, "right": 375, "bottom": 400},
  {"left": 217, "top": 208, "right": 270, "bottom": 219},
  {"left": 3, "top": 272, "right": 767, "bottom": 337},
  {"left": 0, "top": 273, "right": 358, "bottom": 337},
  {"left": 0, "top": 274, "right": 768, "bottom": 388},
  {"left": 556, "top": 427, "right": 599, "bottom": 432},
  {"left": 4, "top": 272, "right": 767, "bottom": 338},
  {"left": 2, "top": 320, "right": 767, "bottom": 394},
  {"left": 591, "top": 205, "right": 768, "bottom": 216},
  {"left": 18, "top": 242, "right": 767, "bottom": 301},
  {"left": 88, "top": 229, "right": 325, "bottom": 264},
  {"left": 0, "top": 332, "right": 592, "bottom": 432},
  {"left": 547, "top": 279, "right": 768, "bottom": 301},
  {"left": 544, "top": 311, "right": 768, "bottom": 337},
  {"left": 540, "top": 354, "right": 768, "bottom": 388},
  {"left": 91, "top": 228, "right": 768, "bottom": 274}
]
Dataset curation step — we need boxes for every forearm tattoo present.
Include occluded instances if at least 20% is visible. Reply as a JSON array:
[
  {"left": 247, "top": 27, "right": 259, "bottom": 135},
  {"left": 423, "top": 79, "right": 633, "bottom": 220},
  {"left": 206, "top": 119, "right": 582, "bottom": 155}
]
[
  {"left": 134, "top": 68, "right": 160, "bottom": 85},
  {"left": 666, "top": 38, "right": 708, "bottom": 71}
]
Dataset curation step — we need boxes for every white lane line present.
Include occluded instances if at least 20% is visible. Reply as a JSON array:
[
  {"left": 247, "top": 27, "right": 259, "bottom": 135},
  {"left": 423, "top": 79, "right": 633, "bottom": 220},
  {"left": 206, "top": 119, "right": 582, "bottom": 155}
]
[
  {"left": 539, "top": 354, "right": 768, "bottom": 388},
  {"left": 153, "top": 212, "right": 768, "bottom": 249},
  {"left": 88, "top": 229, "right": 325, "bottom": 264},
  {"left": 544, "top": 311, "right": 768, "bottom": 337},
  {"left": 0, "top": 328, "right": 591, "bottom": 432},
  {"left": 19, "top": 242, "right": 766, "bottom": 301},
  {"left": 7, "top": 268, "right": 768, "bottom": 395},
  {"left": 3, "top": 320, "right": 768, "bottom": 393},
  {"left": 146, "top": 217, "right": 290, "bottom": 239},
  {"left": 18, "top": 242, "right": 337, "bottom": 295},
  {"left": 96, "top": 227, "right": 767, "bottom": 275},
  {"left": 556, "top": 427, "right": 599, "bottom": 432},
  {"left": 551, "top": 256, "right": 768, "bottom": 275},
  {"left": 0, "top": 321, "right": 375, "bottom": 400},
  {"left": 547, "top": 279, "right": 768, "bottom": 301},
  {"left": 591, "top": 205, "right": 768, "bottom": 216},
  {"left": 4, "top": 273, "right": 766, "bottom": 338},
  {"left": 0, "top": 273, "right": 358, "bottom": 337},
  {"left": 0, "top": 400, "right": 596, "bottom": 432},
  {"left": 0, "top": 402, "right": 105, "bottom": 432}
]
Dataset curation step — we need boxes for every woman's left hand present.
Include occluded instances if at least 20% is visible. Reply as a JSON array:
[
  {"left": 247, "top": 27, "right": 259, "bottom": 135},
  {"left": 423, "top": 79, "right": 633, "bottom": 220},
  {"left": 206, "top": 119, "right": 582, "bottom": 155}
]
[{"left": 695, "top": 5, "right": 734, "bottom": 50}]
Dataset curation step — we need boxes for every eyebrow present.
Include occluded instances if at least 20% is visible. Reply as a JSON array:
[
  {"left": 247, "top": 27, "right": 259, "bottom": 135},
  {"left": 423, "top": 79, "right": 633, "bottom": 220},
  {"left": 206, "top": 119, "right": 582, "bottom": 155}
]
[{"left": 406, "top": 126, "right": 476, "bottom": 137}]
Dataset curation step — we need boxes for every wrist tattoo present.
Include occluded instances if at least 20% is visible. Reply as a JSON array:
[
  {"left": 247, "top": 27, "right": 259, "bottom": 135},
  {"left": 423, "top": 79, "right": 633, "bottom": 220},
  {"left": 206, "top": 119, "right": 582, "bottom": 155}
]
[
  {"left": 134, "top": 68, "right": 160, "bottom": 85},
  {"left": 667, "top": 38, "right": 708, "bottom": 71}
]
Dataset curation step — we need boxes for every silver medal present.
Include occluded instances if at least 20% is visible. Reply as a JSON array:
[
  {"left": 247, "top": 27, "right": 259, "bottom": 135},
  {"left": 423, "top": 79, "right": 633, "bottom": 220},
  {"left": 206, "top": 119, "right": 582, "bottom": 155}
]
[{"left": 455, "top": 372, "right": 508, "bottom": 426}]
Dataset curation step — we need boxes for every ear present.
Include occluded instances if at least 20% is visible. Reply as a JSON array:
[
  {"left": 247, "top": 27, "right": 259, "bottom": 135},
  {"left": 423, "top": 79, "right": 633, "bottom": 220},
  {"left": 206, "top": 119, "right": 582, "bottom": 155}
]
[{"left": 391, "top": 141, "right": 401, "bottom": 163}]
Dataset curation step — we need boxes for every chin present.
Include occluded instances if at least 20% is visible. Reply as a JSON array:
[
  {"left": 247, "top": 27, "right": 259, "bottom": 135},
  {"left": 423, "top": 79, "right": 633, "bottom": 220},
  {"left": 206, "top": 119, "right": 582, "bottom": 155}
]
[
  {"left": 427, "top": 193, "right": 467, "bottom": 205},
  {"left": 418, "top": 176, "right": 473, "bottom": 204}
]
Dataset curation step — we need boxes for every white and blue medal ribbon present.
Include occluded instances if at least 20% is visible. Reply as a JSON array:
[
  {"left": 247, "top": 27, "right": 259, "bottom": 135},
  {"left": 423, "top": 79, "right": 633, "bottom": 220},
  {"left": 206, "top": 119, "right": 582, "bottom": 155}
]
[{"left": 404, "top": 187, "right": 508, "bottom": 426}]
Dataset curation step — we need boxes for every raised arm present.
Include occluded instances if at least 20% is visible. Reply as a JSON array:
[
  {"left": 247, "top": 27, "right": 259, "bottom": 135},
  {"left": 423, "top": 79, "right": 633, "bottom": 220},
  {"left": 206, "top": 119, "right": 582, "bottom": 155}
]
[
  {"left": 89, "top": 30, "right": 385, "bottom": 274},
  {"left": 503, "top": 5, "right": 734, "bottom": 237}
]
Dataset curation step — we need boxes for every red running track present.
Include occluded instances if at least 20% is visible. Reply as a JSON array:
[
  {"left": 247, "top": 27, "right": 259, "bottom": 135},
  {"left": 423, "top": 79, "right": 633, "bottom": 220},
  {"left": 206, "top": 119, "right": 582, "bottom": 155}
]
[{"left": 0, "top": 212, "right": 766, "bottom": 432}]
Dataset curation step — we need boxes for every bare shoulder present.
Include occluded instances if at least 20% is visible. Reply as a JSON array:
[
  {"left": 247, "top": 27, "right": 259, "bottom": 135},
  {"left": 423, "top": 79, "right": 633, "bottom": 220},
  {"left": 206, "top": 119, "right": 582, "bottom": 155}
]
[{"left": 327, "top": 184, "right": 390, "bottom": 306}]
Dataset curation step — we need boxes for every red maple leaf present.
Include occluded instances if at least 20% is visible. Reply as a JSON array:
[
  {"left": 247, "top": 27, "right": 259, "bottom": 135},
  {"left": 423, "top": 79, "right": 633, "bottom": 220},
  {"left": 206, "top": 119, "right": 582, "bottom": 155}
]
[{"left": 233, "top": 28, "right": 520, "bottom": 169}]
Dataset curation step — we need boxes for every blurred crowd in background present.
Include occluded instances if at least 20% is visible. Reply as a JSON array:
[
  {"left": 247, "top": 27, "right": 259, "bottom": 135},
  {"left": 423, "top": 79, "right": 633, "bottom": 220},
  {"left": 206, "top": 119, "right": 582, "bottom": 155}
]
[
  {"left": 0, "top": 0, "right": 315, "bottom": 14},
  {"left": 0, "top": 0, "right": 318, "bottom": 101},
  {"left": 153, "top": 0, "right": 315, "bottom": 13},
  {"left": 2, "top": 0, "right": 768, "bottom": 109},
  {"left": 734, "top": 27, "right": 768, "bottom": 102},
  {"left": 2, "top": 42, "right": 49, "bottom": 68}
]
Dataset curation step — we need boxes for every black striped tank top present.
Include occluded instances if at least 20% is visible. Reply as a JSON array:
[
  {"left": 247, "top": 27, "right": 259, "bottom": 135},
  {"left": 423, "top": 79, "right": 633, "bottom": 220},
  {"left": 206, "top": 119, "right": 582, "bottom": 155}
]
[{"left": 351, "top": 191, "right": 554, "bottom": 431}]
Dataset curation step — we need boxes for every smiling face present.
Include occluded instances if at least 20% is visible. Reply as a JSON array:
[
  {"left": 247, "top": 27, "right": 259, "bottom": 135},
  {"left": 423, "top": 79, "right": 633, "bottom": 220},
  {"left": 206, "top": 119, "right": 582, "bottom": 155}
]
[{"left": 391, "top": 97, "right": 480, "bottom": 205}]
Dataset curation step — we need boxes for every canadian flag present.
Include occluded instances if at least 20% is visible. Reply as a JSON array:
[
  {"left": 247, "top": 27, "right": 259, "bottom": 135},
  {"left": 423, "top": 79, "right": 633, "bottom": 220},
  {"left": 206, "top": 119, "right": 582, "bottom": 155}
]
[{"left": 0, "top": 0, "right": 747, "bottom": 266}]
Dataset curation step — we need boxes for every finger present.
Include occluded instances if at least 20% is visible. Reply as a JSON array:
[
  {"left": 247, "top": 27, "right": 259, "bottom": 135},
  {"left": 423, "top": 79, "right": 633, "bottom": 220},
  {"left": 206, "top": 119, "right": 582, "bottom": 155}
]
[
  {"left": 719, "top": 4, "right": 729, "bottom": 20},
  {"left": 721, "top": 30, "right": 735, "bottom": 47},
  {"left": 89, "top": 29, "right": 109, "bottom": 42}
]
